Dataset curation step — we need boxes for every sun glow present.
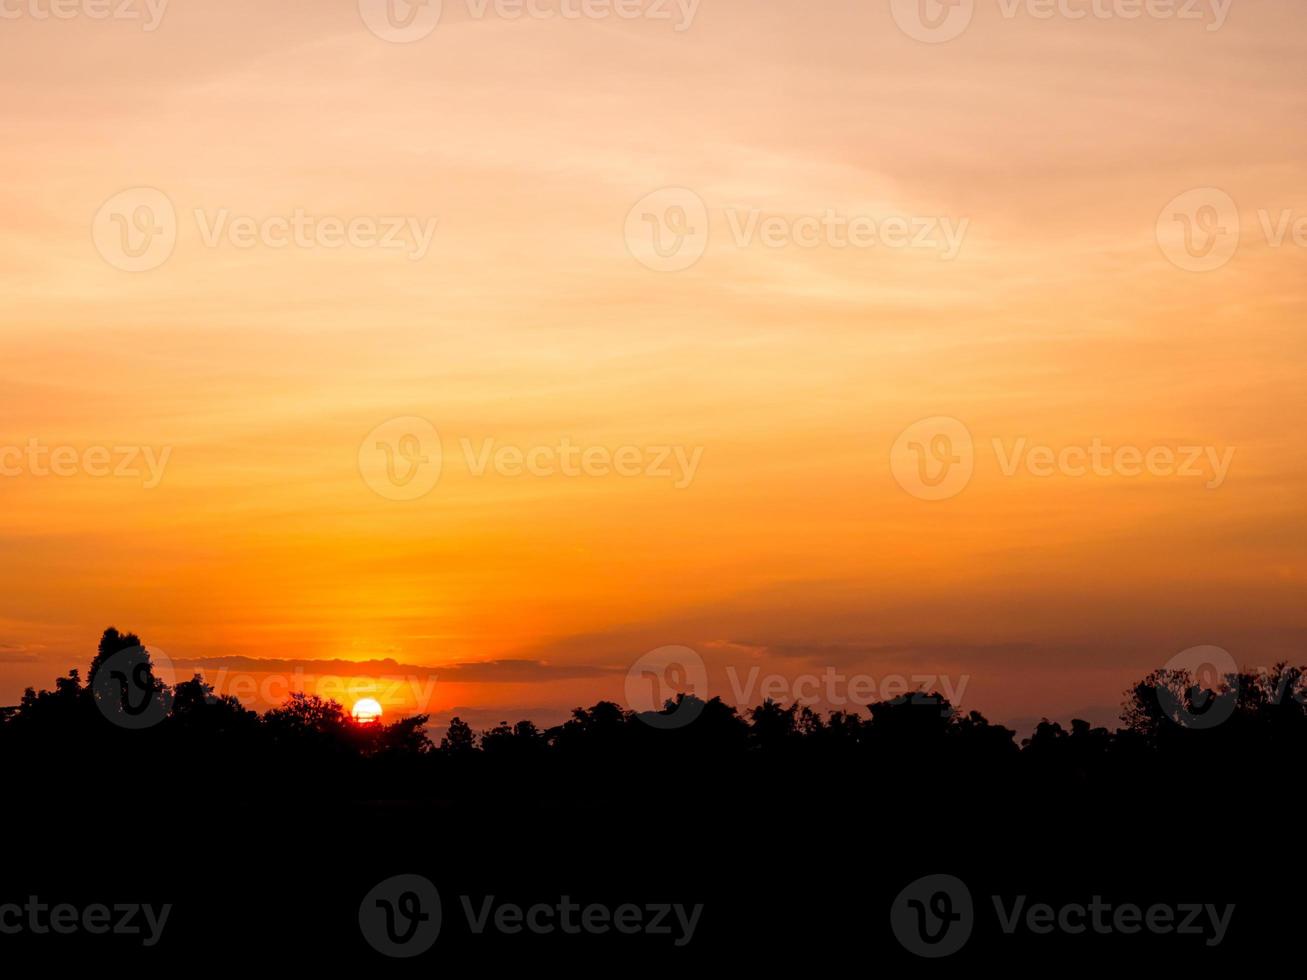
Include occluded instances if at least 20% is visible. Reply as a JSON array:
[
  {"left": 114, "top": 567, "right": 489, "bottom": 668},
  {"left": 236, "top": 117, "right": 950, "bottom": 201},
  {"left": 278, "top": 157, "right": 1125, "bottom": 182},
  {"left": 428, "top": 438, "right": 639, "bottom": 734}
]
[{"left": 351, "top": 698, "right": 383, "bottom": 724}]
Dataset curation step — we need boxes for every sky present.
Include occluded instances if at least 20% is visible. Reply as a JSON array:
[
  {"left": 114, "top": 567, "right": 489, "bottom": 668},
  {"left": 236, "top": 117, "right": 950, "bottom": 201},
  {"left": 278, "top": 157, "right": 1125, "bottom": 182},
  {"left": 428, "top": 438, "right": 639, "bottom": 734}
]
[{"left": 1, "top": 0, "right": 1304, "bottom": 733}]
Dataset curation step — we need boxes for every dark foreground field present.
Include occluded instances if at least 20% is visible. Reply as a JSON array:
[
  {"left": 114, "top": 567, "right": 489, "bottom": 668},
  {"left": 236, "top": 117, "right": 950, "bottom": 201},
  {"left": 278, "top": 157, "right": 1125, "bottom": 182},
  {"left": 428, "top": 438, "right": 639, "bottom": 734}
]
[
  {"left": 4, "top": 631, "right": 1300, "bottom": 968},
  {"left": 7, "top": 789, "right": 1288, "bottom": 970}
]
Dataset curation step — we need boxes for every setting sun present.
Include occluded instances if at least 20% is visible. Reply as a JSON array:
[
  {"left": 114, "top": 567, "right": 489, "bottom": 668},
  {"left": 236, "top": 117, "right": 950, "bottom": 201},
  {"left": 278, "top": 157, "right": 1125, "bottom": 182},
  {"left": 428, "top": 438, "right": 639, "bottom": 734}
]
[{"left": 351, "top": 698, "right": 383, "bottom": 725}]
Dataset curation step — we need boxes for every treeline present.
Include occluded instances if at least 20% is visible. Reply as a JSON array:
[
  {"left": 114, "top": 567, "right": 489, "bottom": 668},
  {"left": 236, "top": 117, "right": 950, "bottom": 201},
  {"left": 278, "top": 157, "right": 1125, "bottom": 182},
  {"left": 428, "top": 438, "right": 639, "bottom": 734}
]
[{"left": 4, "top": 628, "right": 1306, "bottom": 810}]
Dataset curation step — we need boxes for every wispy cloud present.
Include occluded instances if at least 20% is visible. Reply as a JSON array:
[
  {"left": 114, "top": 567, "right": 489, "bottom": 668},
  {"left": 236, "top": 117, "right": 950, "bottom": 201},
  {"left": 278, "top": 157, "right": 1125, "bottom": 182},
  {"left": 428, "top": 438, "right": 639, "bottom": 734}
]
[
  {"left": 172, "top": 656, "right": 622, "bottom": 684},
  {"left": 0, "top": 644, "right": 38, "bottom": 664}
]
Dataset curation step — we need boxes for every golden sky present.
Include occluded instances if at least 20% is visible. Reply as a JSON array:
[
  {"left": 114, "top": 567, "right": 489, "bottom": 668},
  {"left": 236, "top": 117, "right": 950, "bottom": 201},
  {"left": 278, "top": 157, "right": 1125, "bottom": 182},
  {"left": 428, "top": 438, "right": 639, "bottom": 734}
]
[{"left": 1, "top": 0, "right": 1304, "bottom": 731}]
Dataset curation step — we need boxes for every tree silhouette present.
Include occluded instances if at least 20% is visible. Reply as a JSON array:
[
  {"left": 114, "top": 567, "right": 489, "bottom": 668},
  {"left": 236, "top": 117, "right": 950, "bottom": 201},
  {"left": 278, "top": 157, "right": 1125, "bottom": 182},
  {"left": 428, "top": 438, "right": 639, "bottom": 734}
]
[
  {"left": 440, "top": 716, "right": 477, "bottom": 754},
  {"left": 5, "top": 625, "right": 1307, "bottom": 825},
  {"left": 87, "top": 626, "right": 143, "bottom": 689}
]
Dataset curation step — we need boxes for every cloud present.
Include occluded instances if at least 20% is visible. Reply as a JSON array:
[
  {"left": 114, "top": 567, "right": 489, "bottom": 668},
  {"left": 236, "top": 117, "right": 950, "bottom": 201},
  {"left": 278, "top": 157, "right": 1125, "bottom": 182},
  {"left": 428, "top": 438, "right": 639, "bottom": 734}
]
[
  {"left": 709, "top": 639, "right": 1042, "bottom": 667},
  {"left": 0, "top": 644, "right": 38, "bottom": 664},
  {"left": 171, "top": 656, "right": 621, "bottom": 684}
]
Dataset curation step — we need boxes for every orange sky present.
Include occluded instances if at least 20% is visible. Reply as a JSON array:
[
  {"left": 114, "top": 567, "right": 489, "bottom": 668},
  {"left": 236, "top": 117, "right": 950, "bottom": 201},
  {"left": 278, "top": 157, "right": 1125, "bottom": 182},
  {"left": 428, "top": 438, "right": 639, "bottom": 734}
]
[{"left": 1, "top": 0, "right": 1304, "bottom": 732}]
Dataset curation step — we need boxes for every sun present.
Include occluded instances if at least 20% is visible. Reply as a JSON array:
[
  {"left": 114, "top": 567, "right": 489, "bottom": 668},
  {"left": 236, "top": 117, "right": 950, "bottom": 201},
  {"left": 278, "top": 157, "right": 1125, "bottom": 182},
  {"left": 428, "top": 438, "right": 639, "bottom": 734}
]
[{"left": 351, "top": 698, "right": 383, "bottom": 724}]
